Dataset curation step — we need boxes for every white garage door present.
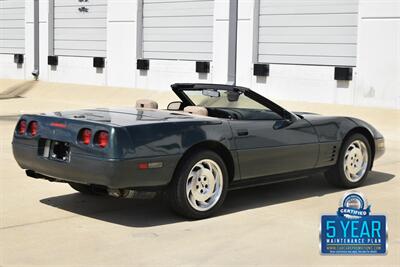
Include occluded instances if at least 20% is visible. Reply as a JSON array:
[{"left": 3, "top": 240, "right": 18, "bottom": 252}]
[
  {"left": 0, "top": 0, "right": 25, "bottom": 54},
  {"left": 257, "top": 0, "right": 359, "bottom": 66},
  {"left": 142, "top": 0, "right": 214, "bottom": 61},
  {"left": 53, "top": 0, "right": 107, "bottom": 57}
]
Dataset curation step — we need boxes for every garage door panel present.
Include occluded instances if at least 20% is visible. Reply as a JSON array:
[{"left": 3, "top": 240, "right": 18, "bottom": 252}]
[
  {"left": 53, "top": 0, "right": 107, "bottom": 57},
  {"left": 259, "top": 54, "right": 356, "bottom": 66},
  {"left": 143, "top": 16, "right": 213, "bottom": 28},
  {"left": 259, "top": 43, "right": 356, "bottom": 57},
  {"left": 0, "top": 19, "right": 24, "bottom": 29},
  {"left": 144, "top": 0, "right": 209, "bottom": 3},
  {"left": 143, "top": 51, "right": 212, "bottom": 61},
  {"left": 142, "top": 0, "right": 214, "bottom": 60},
  {"left": 259, "top": 14, "right": 357, "bottom": 27},
  {"left": 54, "top": 5, "right": 107, "bottom": 19},
  {"left": 0, "top": 9, "right": 25, "bottom": 19},
  {"left": 143, "top": 27, "right": 213, "bottom": 42},
  {"left": 54, "top": 40, "right": 106, "bottom": 51},
  {"left": 54, "top": 49, "right": 106, "bottom": 57},
  {"left": 144, "top": 1, "right": 214, "bottom": 17},
  {"left": 260, "top": 0, "right": 358, "bottom": 14},
  {"left": 0, "top": 0, "right": 24, "bottom": 9},
  {"left": 0, "top": 29, "right": 24, "bottom": 39},
  {"left": 0, "top": 39, "right": 24, "bottom": 47},
  {"left": 259, "top": 33, "right": 357, "bottom": 44},
  {"left": 55, "top": 28, "right": 106, "bottom": 41},
  {"left": 0, "top": 47, "right": 24, "bottom": 54},
  {"left": 54, "top": 18, "right": 106, "bottom": 28},
  {"left": 54, "top": 0, "right": 107, "bottom": 7},
  {"left": 259, "top": 26, "right": 358, "bottom": 44},
  {"left": 259, "top": 26, "right": 357, "bottom": 38},
  {"left": 257, "top": 0, "right": 358, "bottom": 66},
  {"left": 143, "top": 41, "right": 212, "bottom": 53},
  {"left": 0, "top": 0, "right": 24, "bottom": 54}
]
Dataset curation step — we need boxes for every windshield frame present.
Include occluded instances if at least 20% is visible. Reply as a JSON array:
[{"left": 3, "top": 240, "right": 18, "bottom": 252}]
[{"left": 171, "top": 83, "right": 298, "bottom": 121}]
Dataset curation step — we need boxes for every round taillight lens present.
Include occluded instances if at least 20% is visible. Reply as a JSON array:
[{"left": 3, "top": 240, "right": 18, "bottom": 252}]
[
  {"left": 17, "top": 120, "right": 27, "bottom": 135},
  {"left": 79, "top": 128, "right": 92, "bottom": 145},
  {"left": 28, "top": 121, "right": 38, "bottom": 136},
  {"left": 95, "top": 131, "right": 109, "bottom": 148}
]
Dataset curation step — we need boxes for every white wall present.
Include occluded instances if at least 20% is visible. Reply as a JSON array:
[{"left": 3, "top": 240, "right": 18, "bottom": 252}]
[
  {"left": 355, "top": 0, "right": 400, "bottom": 109},
  {"left": 0, "top": 0, "right": 399, "bottom": 109},
  {"left": 0, "top": 54, "right": 25, "bottom": 79}
]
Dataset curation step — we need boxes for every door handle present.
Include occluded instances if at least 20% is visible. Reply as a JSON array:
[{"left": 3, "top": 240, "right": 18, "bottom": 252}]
[{"left": 236, "top": 129, "right": 248, "bottom": 136}]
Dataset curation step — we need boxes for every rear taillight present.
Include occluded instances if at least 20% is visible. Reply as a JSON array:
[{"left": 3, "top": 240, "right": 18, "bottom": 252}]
[
  {"left": 94, "top": 131, "right": 109, "bottom": 148},
  {"left": 78, "top": 128, "right": 92, "bottom": 145},
  {"left": 17, "top": 120, "right": 27, "bottom": 135},
  {"left": 28, "top": 121, "right": 38, "bottom": 136}
]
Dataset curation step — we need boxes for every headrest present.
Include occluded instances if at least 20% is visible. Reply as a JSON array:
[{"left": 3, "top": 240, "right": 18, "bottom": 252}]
[
  {"left": 183, "top": 106, "right": 208, "bottom": 116},
  {"left": 136, "top": 99, "right": 158, "bottom": 109}
]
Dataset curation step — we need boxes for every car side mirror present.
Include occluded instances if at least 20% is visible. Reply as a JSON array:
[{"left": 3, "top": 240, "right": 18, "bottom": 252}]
[{"left": 167, "top": 101, "right": 183, "bottom": 111}]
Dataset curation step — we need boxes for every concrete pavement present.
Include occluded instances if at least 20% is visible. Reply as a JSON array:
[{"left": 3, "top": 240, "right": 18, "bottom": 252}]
[{"left": 0, "top": 80, "right": 399, "bottom": 266}]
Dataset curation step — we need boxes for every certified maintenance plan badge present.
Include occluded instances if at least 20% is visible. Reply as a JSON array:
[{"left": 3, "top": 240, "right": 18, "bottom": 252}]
[{"left": 320, "top": 191, "right": 387, "bottom": 255}]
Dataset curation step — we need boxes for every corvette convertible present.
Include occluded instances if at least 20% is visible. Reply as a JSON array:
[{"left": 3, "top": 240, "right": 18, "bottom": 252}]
[{"left": 12, "top": 83, "right": 385, "bottom": 218}]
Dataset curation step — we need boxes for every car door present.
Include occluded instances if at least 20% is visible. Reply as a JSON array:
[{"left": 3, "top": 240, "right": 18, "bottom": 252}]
[{"left": 229, "top": 118, "right": 319, "bottom": 180}]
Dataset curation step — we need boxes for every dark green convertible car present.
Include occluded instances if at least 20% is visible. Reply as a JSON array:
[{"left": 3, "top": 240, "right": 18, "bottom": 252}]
[{"left": 12, "top": 83, "right": 385, "bottom": 219}]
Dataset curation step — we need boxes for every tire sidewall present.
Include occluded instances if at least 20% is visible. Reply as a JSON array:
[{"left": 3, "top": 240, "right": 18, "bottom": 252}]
[
  {"left": 173, "top": 150, "right": 229, "bottom": 219},
  {"left": 337, "top": 134, "right": 372, "bottom": 188}
]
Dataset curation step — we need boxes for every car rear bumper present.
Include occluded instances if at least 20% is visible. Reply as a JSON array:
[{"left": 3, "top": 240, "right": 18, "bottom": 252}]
[{"left": 13, "top": 142, "right": 179, "bottom": 189}]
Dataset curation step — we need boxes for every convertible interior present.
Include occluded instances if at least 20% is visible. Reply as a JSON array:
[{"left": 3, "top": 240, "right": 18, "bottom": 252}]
[{"left": 136, "top": 98, "right": 282, "bottom": 121}]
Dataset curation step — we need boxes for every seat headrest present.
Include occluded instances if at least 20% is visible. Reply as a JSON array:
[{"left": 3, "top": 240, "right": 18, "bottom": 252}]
[
  {"left": 136, "top": 99, "right": 158, "bottom": 109},
  {"left": 183, "top": 106, "right": 208, "bottom": 116}
]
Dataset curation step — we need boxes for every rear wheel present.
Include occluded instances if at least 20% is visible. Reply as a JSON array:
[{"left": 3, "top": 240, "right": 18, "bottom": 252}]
[
  {"left": 325, "top": 133, "right": 372, "bottom": 188},
  {"left": 167, "top": 150, "right": 228, "bottom": 219}
]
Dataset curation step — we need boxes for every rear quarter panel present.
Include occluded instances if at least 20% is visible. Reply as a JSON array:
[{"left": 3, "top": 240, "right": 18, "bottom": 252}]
[{"left": 122, "top": 120, "right": 234, "bottom": 158}]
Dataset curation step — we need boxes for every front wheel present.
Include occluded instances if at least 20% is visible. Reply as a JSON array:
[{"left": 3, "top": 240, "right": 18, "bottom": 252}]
[
  {"left": 167, "top": 150, "right": 228, "bottom": 219},
  {"left": 325, "top": 133, "right": 372, "bottom": 188}
]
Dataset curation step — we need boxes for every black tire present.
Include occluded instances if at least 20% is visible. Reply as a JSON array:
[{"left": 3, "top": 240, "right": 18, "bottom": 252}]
[
  {"left": 325, "top": 133, "right": 372, "bottom": 188},
  {"left": 166, "top": 150, "right": 229, "bottom": 219},
  {"left": 69, "top": 182, "right": 105, "bottom": 195}
]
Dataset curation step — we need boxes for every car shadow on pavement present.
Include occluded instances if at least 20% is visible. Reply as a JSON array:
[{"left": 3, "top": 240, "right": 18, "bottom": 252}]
[{"left": 40, "top": 170, "right": 395, "bottom": 227}]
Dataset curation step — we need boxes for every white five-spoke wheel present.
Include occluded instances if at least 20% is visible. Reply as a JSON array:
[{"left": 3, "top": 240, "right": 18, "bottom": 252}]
[
  {"left": 186, "top": 159, "right": 223, "bottom": 212},
  {"left": 343, "top": 140, "right": 369, "bottom": 182},
  {"left": 325, "top": 133, "right": 372, "bottom": 188},
  {"left": 167, "top": 150, "right": 228, "bottom": 219}
]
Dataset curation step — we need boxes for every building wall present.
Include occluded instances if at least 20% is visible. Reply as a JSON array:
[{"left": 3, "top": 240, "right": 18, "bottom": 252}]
[
  {"left": 0, "top": 0, "right": 399, "bottom": 109},
  {"left": 355, "top": 0, "right": 400, "bottom": 109}
]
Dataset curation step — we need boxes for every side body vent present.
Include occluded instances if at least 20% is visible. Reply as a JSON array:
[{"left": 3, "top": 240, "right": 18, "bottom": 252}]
[{"left": 316, "top": 143, "right": 340, "bottom": 168}]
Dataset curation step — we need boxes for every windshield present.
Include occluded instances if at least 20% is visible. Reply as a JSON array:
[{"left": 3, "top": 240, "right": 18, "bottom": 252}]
[{"left": 182, "top": 89, "right": 268, "bottom": 110}]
